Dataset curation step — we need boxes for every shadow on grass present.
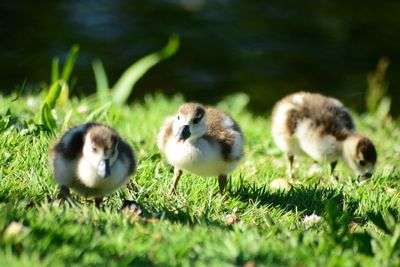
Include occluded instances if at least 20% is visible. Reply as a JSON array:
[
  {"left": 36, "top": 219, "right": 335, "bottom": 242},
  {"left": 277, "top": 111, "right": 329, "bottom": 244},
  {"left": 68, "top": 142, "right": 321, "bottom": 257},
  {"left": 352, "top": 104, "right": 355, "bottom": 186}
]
[
  {"left": 228, "top": 179, "right": 364, "bottom": 220},
  {"left": 136, "top": 201, "right": 230, "bottom": 229}
]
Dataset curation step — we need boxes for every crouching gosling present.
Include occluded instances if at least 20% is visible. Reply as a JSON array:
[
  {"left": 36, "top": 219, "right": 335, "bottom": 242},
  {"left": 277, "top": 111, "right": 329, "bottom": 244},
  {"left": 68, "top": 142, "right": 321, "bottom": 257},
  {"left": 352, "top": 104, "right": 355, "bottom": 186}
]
[{"left": 50, "top": 122, "right": 136, "bottom": 206}]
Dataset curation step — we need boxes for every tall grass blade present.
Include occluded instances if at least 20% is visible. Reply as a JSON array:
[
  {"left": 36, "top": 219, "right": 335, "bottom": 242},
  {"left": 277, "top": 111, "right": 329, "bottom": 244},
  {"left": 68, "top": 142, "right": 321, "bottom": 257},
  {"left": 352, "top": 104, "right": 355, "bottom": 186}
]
[
  {"left": 51, "top": 57, "right": 59, "bottom": 84},
  {"left": 366, "top": 57, "right": 389, "bottom": 113},
  {"left": 111, "top": 35, "right": 180, "bottom": 105},
  {"left": 85, "top": 102, "right": 112, "bottom": 122},
  {"left": 43, "top": 82, "right": 62, "bottom": 109},
  {"left": 37, "top": 45, "right": 80, "bottom": 130},
  {"left": 57, "top": 82, "right": 70, "bottom": 106},
  {"left": 40, "top": 103, "right": 57, "bottom": 131},
  {"left": 61, "top": 110, "right": 73, "bottom": 131},
  {"left": 11, "top": 79, "right": 26, "bottom": 102},
  {"left": 92, "top": 58, "right": 110, "bottom": 103},
  {"left": 61, "top": 45, "right": 80, "bottom": 83}
]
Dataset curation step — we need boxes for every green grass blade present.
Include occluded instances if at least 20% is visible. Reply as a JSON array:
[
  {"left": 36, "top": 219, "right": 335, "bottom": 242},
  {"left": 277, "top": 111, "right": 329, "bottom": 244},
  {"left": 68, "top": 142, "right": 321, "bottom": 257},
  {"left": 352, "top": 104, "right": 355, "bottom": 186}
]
[
  {"left": 43, "top": 82, "right": 62, "bottom": 109},
  {"left": 11, "top": 79, "right": 26, "bottom": 102},
  {"left": 35, "top": 45, "right": 80, "bottom": 130},
  {"left": 40, "top": 103, "right": 57, "bottom": 131},
  {"left": 35, "top": 82, "right": 61, "bottom": 128},
  {"left": 92, "top": 58, "right": 110, "bottom": 103},
  {"left": 51, "top": 57, "right": 59, "bottom": 84},
  {"left": 111, "top": 35, "right": 180, "bottom": 105},
  {"left": 61, "top": 109, "right": 73, "bottom": 131},
  {"left": 85, "top": 102, "right": 112, "bottom": 122},
  {"left": 60, "top": 45, "right": 80, "bottom": 83}
]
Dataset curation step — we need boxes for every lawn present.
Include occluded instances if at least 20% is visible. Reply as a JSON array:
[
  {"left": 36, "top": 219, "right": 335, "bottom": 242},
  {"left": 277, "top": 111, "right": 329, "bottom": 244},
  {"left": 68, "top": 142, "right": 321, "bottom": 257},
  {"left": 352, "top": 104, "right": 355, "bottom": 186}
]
[{"left": 0, "top": 92, "right": 399, "bottom": 267}]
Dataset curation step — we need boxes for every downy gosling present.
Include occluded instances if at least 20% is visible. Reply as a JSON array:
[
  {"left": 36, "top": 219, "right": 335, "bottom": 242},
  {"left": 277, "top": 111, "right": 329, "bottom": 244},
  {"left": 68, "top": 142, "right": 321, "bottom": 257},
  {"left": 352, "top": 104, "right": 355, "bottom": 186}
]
[
  {"left": 271, "top": 92, "right": 377, "bottom": 181},
  {"left": 50, "top": 122, "right": 136, "bottom": 206},
  {"left": 157, "top": 103, "right": 244, "bottom": 194}
]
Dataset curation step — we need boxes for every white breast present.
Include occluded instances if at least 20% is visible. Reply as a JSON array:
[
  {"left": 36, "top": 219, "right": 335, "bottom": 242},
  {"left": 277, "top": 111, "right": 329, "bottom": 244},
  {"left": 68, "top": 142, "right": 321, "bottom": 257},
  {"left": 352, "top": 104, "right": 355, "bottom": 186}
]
[
  {"left": 75, "top": 158, "right": 129, "bottom": 197},
  {"left": 295, "top": 119, "right": 341, "bottom": 162},
  {"left": 165, "top": 138, "right": 239, "bottom": 177}
]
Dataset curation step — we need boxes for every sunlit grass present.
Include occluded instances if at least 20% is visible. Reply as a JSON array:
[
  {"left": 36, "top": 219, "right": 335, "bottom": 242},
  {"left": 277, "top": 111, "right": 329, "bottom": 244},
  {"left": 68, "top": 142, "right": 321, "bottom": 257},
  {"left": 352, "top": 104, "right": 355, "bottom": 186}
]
[{"left": 0, "top": 93, "right": 400, "bottom": 266}]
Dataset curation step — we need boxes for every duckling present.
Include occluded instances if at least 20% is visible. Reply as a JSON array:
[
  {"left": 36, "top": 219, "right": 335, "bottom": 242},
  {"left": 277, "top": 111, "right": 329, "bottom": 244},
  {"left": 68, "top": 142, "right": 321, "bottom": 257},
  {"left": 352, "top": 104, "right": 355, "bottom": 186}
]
[
  {"left": 157, "top": 103, "right": 244, "bottom": 194},
  {"left": 50, "top": 122, "right": 136, "bottom": 206},
  {"left": 271, "top": 92, "right": 377, "bottom": 181}
]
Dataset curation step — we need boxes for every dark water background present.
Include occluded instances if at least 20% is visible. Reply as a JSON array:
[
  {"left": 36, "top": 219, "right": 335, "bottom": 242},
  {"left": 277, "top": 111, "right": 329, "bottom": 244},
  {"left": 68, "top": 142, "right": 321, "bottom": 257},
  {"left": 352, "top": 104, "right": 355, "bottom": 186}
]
[{"left": 1, "top": 0, "right": 399, "bottom": 114}]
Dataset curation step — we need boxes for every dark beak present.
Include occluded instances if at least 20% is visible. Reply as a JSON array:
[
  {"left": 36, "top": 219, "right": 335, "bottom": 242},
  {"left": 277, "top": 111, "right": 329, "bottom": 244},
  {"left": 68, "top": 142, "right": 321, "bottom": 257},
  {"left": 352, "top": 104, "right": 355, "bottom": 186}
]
[
  {"left": 359, "top": 172, "right": 372, "bottom": 181},
  {"left": 177, "top": 125, "right": 190, "bottom": 141},
  {"left": 98, "top": 159, "right": 111, "bottom": 178}
]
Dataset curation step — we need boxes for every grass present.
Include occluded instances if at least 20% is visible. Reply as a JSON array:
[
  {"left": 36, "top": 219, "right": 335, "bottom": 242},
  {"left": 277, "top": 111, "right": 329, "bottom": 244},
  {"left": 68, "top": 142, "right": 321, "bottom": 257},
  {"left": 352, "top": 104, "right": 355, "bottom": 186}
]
[{"left": 0, "top": 92, "right": 400, "bottom": 266}]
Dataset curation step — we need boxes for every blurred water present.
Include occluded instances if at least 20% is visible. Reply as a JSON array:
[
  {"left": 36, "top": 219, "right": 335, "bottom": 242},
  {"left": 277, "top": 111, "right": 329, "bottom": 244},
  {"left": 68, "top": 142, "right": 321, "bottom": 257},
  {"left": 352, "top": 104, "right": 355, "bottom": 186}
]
[{"left": 0, "top": 0, "right": 399, "bottom": 114}]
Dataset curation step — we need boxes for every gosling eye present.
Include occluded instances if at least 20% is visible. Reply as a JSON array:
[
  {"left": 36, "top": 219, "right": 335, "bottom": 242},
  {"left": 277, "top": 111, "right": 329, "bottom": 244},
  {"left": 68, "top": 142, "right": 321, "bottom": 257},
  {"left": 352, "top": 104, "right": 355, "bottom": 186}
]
[
  {"left": 92, "top": 146, "right": 97, "bottom": 153},
  {"left": 177, "top": 115, "right": 180, "bottom": 120},
  {"left": 359, "top": 160, "right": 366, "bottom": 166},
  {"left": 192, "top": 117, "right": 201, "bottom": 124}
]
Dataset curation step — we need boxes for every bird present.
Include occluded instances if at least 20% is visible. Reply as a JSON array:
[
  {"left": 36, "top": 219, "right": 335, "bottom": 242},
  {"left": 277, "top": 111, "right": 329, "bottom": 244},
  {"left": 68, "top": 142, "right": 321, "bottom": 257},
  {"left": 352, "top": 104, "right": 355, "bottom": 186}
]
[
  {"left": 157, "top": 103, "right": 244, "bottom": 195},
  {"left": 271, "top": 92, "right": 377, "bottom": 181},
  {"left": 50, "top": 122, "right": 136, "bottom": 206}
]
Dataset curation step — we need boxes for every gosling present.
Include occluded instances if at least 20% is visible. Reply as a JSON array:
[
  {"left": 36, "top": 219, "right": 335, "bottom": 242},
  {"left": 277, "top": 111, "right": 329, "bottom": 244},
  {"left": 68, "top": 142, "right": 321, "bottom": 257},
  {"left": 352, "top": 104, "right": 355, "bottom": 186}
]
[
  {"left": 271, "top": 92, "right": 377, "bottom": 181},
  {"left": 157, "top": 103, "right": 244, "bottom": 194},
  {"left": 50, "top": 122, "right": 136, "bottom": 206}
]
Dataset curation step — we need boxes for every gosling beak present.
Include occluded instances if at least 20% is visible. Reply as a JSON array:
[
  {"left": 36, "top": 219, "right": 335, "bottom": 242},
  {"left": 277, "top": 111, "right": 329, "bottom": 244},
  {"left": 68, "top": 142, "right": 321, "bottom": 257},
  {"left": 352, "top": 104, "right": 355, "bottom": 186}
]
[
  {"left": 98, "top": 159, "right": 111, "bottom": 178},
  {"left": 176, "top": 125, "right": 190, "bottom": 142}
]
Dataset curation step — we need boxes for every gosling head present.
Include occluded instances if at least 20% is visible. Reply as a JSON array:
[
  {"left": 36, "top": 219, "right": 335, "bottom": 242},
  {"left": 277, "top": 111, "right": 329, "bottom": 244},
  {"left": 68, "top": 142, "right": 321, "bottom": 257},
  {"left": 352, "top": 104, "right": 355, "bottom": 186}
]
[
  {"left": 83, "top": 125, "right": 119, "bottom": 178},
  {"left": 343, "top": 135, "right": 377, "bottom": 180},
  {"left": 173, "top": 103, "right": 206, "bottom": 143}
]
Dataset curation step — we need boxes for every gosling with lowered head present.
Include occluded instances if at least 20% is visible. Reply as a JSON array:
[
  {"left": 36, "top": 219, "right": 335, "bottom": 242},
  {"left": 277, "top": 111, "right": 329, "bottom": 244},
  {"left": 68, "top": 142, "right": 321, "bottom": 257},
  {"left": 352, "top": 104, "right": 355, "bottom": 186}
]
[
  {"left": 271, "top": 92, "right": 377, "bottom": 181},
  {"left": 50, "top": 122, "right": 136, "bottom": 206}
]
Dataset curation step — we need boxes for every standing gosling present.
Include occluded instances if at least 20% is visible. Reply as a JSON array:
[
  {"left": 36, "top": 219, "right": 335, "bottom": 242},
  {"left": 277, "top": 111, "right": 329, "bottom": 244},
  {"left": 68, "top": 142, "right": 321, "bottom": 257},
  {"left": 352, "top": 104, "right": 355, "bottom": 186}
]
[
  {"left": 157, "top": 103, "right": 244, "bottom": 194},
  {"left": 50, "top": 123, "right": 136, "bottom": 206},
  {"left": 271, "top": 92, "right": 377, "bottom": 181}
]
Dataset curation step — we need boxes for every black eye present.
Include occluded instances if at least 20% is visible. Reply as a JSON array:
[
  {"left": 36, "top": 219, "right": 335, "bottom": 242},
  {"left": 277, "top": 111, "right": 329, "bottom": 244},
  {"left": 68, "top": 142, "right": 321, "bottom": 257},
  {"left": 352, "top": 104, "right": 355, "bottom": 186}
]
[
  {"left": 192, "top": 117, "right": 200, "bottom": 124},
  {"left": 177, "top": 115, "right": 180, "bottom": 120},
  {"left": 359, "top": 160, "right": 366, "bottom": 166},
  {"left": 92, "top": 146, "right": 97, "bottom": 152}
]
